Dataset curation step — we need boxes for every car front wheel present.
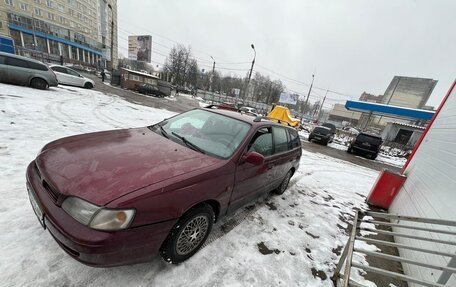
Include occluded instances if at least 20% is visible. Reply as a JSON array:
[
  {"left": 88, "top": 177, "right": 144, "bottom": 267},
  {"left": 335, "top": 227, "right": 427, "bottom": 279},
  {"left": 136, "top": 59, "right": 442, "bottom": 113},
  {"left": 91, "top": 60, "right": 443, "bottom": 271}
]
[
  {"left": 274, "top": 170, "right": 292, "bottom": 195},
  {"left": 84, "top": 82, "right": 93, "bottom": 89},
  {"left": 160, "top": 204, "right": 214, "bottom": 264}
]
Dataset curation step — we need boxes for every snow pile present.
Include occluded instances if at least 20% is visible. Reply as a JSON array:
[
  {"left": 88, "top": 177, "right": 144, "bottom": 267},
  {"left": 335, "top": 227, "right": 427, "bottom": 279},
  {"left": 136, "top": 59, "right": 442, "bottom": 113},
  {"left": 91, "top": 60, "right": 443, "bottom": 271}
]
[{"left": 0, "top": 83, "right": 379, "bottom": 286}]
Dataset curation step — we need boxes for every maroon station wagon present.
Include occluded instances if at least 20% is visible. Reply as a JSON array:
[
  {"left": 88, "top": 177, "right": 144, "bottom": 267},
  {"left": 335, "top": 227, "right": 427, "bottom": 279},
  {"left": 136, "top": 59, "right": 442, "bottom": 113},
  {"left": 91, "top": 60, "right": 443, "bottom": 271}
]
[{"left": 26, "top": 107, "right": 302, "bottom": 266}]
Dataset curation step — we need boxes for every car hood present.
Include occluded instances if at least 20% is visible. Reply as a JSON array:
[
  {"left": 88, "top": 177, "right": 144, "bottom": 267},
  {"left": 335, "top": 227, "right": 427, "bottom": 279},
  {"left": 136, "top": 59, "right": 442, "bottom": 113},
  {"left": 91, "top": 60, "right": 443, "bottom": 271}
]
[{"left": 36, "top": 128, "right": 221, "bottom": 206}]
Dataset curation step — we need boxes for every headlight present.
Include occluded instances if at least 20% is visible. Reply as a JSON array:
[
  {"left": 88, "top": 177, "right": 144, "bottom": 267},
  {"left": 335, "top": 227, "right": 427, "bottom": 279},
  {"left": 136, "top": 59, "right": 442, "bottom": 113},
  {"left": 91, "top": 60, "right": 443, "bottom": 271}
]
[
  {"left": 89, "top": 209, "right": 135, "bottom": 231},
  {"left": 62, "top": 197, "right": 135, "bottom": 231}
]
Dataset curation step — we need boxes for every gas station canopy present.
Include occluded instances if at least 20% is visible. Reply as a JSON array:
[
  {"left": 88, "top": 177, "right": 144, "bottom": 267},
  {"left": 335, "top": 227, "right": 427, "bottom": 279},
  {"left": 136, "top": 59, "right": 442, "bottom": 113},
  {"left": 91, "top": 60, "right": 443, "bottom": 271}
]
[{"left": 345, "top": 100, "right": 435, "bottom": 120}]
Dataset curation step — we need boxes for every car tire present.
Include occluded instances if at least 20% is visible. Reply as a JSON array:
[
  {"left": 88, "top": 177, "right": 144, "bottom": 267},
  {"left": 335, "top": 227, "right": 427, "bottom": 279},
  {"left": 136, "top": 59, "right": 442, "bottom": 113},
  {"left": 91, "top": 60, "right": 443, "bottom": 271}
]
[
  {"left": 31, "top": 78, "right": 48, "bottom": 90},
  {"left": 274, "top": 170, "right": 293, "bottom": 195},
  {"left": 160, "top": 204, "right": 214, "bottom": 264},
  {"left": 84, "top": 82, "right": 93, "bottom": 89},
  {"left": 371, "top": 154, "right": 378, "bottom": 160},
  {"left": 308, "top": 137, "right": 312, "bottom": 142}
]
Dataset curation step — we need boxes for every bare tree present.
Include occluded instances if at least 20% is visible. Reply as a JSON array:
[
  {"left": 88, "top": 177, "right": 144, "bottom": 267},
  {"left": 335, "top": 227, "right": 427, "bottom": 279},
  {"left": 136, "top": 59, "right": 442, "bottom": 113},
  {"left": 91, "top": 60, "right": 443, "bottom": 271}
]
[{"left": 164, "top": 45, "right": 199, "bottom": 88}]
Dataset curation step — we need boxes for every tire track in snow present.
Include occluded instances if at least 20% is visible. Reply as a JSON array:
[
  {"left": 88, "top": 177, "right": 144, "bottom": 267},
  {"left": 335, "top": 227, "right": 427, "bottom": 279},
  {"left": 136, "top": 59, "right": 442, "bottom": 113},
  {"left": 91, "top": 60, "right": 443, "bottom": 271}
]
[{"left": 90, "top": 92, "right": 125, "bottom": 128}]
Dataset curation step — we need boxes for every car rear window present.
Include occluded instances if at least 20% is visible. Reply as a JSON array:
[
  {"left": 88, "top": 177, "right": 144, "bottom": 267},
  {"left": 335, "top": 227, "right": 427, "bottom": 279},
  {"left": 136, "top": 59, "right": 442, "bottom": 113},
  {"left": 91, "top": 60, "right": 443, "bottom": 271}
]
[
  {"left": 357, "top": 134, "right": 382, "bottom": 145},
  {"left": 314, "top": 127, "right": 330, "bottom": 134},
  {"left": 28, "top": 61, "right": 48, "bottom": 71}
]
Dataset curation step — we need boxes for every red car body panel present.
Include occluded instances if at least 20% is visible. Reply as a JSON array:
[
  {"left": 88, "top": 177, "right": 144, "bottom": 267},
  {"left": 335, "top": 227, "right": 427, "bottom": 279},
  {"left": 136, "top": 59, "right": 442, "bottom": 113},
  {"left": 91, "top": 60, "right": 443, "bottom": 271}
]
[
  {"left": 36, "top": 127, "right": 221, "bottom": 206},
  {"left": 26, "top": 108, "right": 302, "bottom": 266}
]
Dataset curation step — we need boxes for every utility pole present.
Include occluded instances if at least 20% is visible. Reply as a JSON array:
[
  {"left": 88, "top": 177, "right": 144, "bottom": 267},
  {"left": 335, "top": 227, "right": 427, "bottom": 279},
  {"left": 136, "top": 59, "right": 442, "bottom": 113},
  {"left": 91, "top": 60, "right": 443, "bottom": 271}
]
[
  {"left": 210, "top": 56, "right": 215, "bottom": 92},
  {"left": 245, "top": 44, "right": 256, "bottom": 100},
  {"left": 317, "top": 89, "right": 329, "bottom": 123},
  {"left": 304, "top": 74, "right": 315, "bottom": 116}
]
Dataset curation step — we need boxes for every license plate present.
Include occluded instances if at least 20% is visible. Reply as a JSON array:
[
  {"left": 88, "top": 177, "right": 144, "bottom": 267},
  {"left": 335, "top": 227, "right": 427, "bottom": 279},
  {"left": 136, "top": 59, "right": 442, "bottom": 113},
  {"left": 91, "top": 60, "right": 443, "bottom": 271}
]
[
  {"left": 314, "top": 136, "right": 321, "bottom": 140},
  {"left": 362, "top": 142, "right": 371, "bottom": 146},
  {"left": 27, "top": 184, "right": 45, "bottom": 228}
]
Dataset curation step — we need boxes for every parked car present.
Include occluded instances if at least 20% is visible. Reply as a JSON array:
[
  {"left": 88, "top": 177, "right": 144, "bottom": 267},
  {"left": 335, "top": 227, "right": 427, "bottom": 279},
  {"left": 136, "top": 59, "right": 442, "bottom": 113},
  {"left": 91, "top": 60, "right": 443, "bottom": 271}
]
[
  {"left": 136, "top": 83, "right": 166, "bottom": 97},
  {"left": 0, "top": 52, "right": 58, "bottom": 89},
  {"left": 239, "top": 106, "right": 259, "bottom": 116},
  {"left": 26, "top": 108, "right": 302, "bottom": 266},
  {"left": 347, "top": 132, "right": 383, "bottom": 159},
  {"left": 321, "top": 123, "right": 336, "bottom": 143},
  {"left": 308, "top": 126, "right": 332, "bottom": 145},
  {"left": 49, "top": 65, "right": 95, "bottom": 89}
]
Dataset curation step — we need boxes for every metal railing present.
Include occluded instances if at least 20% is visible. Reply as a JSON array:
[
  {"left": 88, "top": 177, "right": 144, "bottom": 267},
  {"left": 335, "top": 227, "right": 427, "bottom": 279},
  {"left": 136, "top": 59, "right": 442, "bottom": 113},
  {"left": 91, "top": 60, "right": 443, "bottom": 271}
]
[{"left": 332, "top": 210, "right": 456, "bottom": 287}]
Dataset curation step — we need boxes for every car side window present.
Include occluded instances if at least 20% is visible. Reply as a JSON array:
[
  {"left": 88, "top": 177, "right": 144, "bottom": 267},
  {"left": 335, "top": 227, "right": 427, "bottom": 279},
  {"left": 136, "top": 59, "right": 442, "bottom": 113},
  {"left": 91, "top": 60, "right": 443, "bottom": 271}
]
[
  {"left": 5, "top": 57, "right": 28, "bottom": 68},
  {"left": 28, "top": 62, "right": 48, "bottom": 71},
  {"left": 272, "top": 126, "right": 289, "bottom": 154},
  {"left": 0, "top": 55, "right": 5, "bottom": 64},
  {"left": 67, "top": 69, "right": 80, "bottom": 77},
  {"left": 247, "top": 127, "right": 273, "bottom": 157},
  {"left": 52, "top": 66, "right": 67, "bottom": 73},
  {"left": 288, "top": 129, "right": 300, "bottom": 149}
]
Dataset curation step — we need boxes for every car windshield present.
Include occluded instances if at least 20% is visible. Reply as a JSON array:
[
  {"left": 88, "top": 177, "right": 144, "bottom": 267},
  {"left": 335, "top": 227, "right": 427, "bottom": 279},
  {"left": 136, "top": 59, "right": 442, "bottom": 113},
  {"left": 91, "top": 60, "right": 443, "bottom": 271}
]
[
  {"left": 314, "top": 127, "right": 330, "bottom": 134},
  {"left": 152, "top": 109, "right": 251, "bottom": 159},
  {"left": 357, "top": 134, "right": 382, "bottom": 145}
]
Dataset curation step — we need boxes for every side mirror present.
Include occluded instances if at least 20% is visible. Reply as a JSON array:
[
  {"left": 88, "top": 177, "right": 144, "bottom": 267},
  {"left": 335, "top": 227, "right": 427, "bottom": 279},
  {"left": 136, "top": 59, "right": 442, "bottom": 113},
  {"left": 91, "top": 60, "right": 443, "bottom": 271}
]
[{"left": 242, "top": 151, "right": 265, "bottom": 166}]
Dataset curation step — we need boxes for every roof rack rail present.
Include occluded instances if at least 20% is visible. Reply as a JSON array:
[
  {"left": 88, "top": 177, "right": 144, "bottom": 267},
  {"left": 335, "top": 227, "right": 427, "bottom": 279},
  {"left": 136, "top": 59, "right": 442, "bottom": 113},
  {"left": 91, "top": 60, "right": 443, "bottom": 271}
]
[{"left": 253, "top": 116, "right": 276, "bottom": 123}]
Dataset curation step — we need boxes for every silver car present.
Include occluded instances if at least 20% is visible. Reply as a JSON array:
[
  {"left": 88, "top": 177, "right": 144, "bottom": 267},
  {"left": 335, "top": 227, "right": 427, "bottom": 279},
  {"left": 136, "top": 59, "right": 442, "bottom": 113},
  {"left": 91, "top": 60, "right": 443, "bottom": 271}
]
[
  {"left": 49, "top": 65, "right": 95, "bottom": 89},
  {"left": 0, "top": 52, "right": 58, "bottom": 89}
]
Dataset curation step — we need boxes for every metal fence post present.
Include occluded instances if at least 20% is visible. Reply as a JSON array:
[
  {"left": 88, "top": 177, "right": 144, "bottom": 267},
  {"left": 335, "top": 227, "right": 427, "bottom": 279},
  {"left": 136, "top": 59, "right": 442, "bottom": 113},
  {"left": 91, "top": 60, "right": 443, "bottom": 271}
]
[{"left": 437, "top": 255, "right": 456, "bottom": 284}]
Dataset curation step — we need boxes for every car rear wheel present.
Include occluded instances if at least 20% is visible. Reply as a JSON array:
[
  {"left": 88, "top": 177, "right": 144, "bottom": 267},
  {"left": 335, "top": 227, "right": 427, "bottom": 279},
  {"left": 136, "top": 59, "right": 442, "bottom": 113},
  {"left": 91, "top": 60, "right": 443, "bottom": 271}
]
[
  {"left": 274, "top": 170, "right": 292, "bottom": 195},
  {"left": 31, "top": 78, "right": 48, "bottom": 90},
  {"left": 84, "top": 82, "right": 93, "bottom": 89},
  {"left": 160, "top": 204, "right": 214, "bottom": 264}
]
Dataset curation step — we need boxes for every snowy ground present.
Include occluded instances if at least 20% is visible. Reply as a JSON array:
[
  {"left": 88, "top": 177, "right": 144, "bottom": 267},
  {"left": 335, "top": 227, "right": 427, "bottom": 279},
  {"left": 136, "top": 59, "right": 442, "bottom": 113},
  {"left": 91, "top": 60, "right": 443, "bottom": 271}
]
[{"left": 1, "top": 83, "right": 379, "bottom": 286}]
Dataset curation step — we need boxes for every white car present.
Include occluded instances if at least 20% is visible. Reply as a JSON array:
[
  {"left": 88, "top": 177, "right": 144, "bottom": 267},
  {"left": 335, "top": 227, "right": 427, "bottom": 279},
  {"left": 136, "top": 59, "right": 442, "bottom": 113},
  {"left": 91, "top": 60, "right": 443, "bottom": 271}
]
[{"left": 49, "top": 65, "right": 95, "bottom": 89}]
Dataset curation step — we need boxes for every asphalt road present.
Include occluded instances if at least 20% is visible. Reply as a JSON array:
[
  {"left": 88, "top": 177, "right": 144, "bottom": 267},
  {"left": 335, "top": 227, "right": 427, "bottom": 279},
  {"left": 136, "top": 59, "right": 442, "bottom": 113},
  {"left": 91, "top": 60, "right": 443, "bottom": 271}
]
[
  {"left": 85, "top": 73, "right": 400, "bottom": 173},
  {"left": 300, "top": 139, "right": 401, "bottom": 173},
  {"left": 86, "top": 73, "right": 199, "bottom": 113}
]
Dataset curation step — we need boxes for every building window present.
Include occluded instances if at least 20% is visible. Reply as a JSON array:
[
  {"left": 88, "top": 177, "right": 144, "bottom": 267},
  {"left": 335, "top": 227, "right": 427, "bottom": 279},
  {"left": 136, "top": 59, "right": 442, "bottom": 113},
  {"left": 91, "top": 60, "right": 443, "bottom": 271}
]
[
  {"left": 46, "top": 0, "right": 52, "bottom": 7},
  {"left": 129, "top": 74, "right": 141, "bottom": 82},
  {"left": 34, "top": 0, "right": 40, "bottom": 3},
  {"left": 34, "top": 8, "right": 42, "bottom": 16},
  {"left": 47, "top": 12, "right": 55, "bottom": 20},
  {"left": 68, "top": 9, "right": 74, "bottom": 16},
  {"left": 0, "top": 22, "right": 2, "bottom": 29},
  {"left": 20, "top": 2, "right": 28, "bottom": 10},
  {"left": 59, "top": 16, "right": 65, "bottom": 24},
  {"left": 57, "top": 4, "right": 64, "bottom": 12},
  {"left": 4, "top": 0, "right": 13, "bottom": 6}
]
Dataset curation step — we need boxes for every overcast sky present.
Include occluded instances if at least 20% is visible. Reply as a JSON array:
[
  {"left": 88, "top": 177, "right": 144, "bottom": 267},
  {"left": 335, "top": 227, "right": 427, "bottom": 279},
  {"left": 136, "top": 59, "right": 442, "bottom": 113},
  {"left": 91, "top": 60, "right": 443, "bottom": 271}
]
[{"left": 118, "top": 0, "right": 455, "bottom": 108}]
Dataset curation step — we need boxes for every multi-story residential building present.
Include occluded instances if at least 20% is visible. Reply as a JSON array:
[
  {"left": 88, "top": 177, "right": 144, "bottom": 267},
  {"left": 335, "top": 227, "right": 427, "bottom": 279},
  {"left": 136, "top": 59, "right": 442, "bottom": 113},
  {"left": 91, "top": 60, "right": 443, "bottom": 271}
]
[{"left": 0, "top": 0, "right": 117, "bottom": 68}]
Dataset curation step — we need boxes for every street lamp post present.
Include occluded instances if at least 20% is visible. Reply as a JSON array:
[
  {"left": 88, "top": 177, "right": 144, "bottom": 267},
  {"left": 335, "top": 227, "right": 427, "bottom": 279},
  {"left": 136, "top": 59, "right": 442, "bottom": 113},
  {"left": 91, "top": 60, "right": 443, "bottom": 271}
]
[
  {"left": 304, "top": 74, "right": 315, "bottom": 115},
  {"left": 210, "top": 56, "right": 215, "bottom": 92},
  {"left": 245, "top": 44, "right": 256, "bottom": 100}
]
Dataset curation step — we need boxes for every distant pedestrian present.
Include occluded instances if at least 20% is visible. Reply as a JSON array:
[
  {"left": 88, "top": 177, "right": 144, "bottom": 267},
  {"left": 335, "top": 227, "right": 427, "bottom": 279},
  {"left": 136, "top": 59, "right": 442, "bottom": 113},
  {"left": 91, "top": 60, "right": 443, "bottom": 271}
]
[
  {"left": 59, "top": 55, "right": 64, "bottom": 66},
  {"left": 101, "top": 70, "right": 105, "bottom": 82}
]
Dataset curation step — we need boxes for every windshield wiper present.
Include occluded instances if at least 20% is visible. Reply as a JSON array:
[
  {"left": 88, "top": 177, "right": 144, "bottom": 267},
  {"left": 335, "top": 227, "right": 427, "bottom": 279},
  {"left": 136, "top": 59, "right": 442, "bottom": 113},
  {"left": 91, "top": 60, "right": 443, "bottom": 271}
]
[
  {"left": 159, "top": 125, "right": 169, "bottom": 139},
  {"left": 171, "top": 132, "right": 206, "bottom": 154}
]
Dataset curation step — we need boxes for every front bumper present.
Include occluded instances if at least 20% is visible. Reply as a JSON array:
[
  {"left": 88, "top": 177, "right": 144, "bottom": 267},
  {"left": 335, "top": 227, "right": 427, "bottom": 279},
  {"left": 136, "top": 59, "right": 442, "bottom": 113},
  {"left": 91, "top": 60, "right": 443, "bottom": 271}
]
[{"left": 26, "top": 162, "right": 176, "bottom": 267}]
